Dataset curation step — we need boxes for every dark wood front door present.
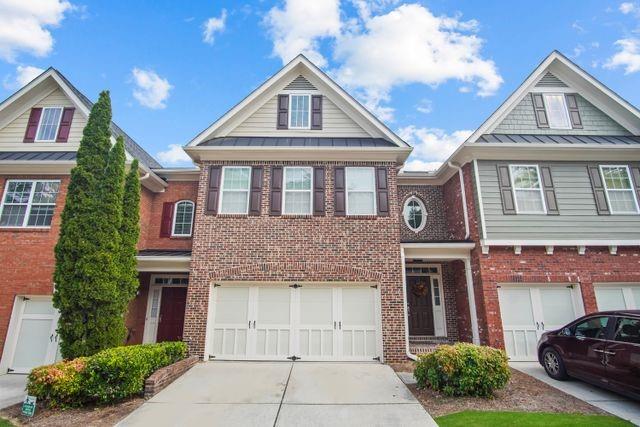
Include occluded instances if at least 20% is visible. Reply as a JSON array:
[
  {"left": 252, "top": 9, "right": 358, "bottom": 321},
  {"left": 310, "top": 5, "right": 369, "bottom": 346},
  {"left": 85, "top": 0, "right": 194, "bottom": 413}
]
[
  {"left": 407, "top": 276, "right": 434, "bottom": 335},
  {"left": 156, "top": 287, "right": 187, "bottom": 342}
]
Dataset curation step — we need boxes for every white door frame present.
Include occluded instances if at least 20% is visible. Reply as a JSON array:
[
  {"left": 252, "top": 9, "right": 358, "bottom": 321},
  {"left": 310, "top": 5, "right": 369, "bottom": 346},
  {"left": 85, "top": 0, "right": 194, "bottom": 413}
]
[
  {"left": 142, "top": 274, "right": 188, "bottom": 344},
  {"left": 593, "top": 283, "right": 639, "bottom": 310},
  {"left": 0, "top": 295, "right": 59, "bottom": 374},
  {"left": 405, "top": 263, "right": 447, "bottom": 337},
  {"left": 204, "top": 282, "right": 383, "bottom": 362}
]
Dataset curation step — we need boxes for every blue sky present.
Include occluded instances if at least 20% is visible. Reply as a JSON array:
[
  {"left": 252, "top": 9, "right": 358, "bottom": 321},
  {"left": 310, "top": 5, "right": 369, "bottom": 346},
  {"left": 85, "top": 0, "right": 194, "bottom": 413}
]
[{"left": 1, "top": 0, "right": 640, "bottom": 169}]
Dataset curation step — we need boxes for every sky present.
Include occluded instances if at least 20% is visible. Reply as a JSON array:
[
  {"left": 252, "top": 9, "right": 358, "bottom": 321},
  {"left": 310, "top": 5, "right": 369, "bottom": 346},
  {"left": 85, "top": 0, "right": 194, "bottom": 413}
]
[{"left": 1, "top": 0, "right": 640, "bottom": 170}]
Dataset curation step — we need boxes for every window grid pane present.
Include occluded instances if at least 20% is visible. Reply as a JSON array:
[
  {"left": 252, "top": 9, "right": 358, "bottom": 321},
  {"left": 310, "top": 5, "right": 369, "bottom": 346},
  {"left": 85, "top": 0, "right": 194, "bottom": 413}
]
[
  {"left": 290, "top": 95, "right": 310, "bottom": 128},
  {"left": 602, "top": 167, "right": 638, "bottom": 213},
  {"left": 0, "top": 180, "right": 59, "bottom": 227},
  {"left": 36, "top": 108, "right": 62, "bottom": 141},
  {"left": 404, "top": 200, "right": 424, "bottom": 230},
  {"left": 544, "top": 94, "right": 570, "bottom": 129},
  {"left": 173, "top": 202, "right": 194, "bottom": 235},
  {"left": 511, "top": 166, "right": 545, "bottom": 213},
  {"left": 346, "top": 168, "right": 376, "bottom": 215},
  {"left": 283, "top": 168, "right": 312, "bottom": 214},
  {"left": 220, "top": 167, "right": 251, "bottom": 214}
]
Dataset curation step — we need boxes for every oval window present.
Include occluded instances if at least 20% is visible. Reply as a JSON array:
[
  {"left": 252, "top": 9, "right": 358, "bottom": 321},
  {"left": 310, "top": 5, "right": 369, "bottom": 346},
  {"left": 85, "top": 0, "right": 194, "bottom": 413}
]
[{"left": 403, "top": 197, "right": 426, "bottom": 232}]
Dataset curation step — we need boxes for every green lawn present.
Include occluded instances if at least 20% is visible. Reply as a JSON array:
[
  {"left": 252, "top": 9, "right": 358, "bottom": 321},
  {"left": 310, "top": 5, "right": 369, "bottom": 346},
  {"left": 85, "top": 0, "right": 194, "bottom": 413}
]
[
  {"left": 435, "top": 411, "right": 632, "bottom": 427},
  {"left": 0, "top": 419, "right": 13, "bottom": 427}
]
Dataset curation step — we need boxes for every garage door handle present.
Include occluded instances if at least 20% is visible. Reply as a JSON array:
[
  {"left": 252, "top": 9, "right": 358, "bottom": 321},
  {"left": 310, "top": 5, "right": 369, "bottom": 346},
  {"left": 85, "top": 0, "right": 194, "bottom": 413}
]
[
  {"left": 248, "top": 321, "right": 251, "bottom": 329},
  {"left": 339, "top": 321, "right": 342, "bottom": 330},
  {"left": 334, "top": 321, "right": 336, "bottom": 329},
  {"left": 253, "top": 321, "right": 256, "bottom": 329},
  {"left": 536, "top": 322, "right": 539, "bottom": 330}
]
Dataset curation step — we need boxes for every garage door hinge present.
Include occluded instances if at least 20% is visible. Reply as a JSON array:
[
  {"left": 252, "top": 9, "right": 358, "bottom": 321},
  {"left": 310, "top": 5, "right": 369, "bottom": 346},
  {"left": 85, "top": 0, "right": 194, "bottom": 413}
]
[
  {"left": 213, "top": 284, "right": 220, "bottom": 288},
  {"left": 566, "top": 285, "right": 574, "bottom": 289},
  {"left": 22, "top": 296, "right": 30, "bottom": 301},
  {"left": 370, "top": 285, "right": 378, "bottom": 289},
  {"left": 7, "top": 368, "right": 14, "bottom": 373},
  {"left": 208, "top": 355, "right": 216, "bottom": 360},
  {"left": 289, "top": 284, "right": 301, "bottom": 289},
  {"left": 287, "top": 355, "right": 301, "bottom": 361},
  {"left": 372, "top": 356, "right": 381, "bottom": 361}
]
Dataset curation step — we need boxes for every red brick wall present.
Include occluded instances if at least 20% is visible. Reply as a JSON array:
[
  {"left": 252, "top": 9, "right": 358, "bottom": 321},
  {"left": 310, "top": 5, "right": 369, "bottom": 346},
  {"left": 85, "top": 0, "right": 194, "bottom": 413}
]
[
  {"left": 142, "top": 182, "right": 197, "bottom": 250},
  {"left": 397, "top": 185, "right": 448, "bottom": 241},
  {"left": 184, "top": 161, "right": 406, "bottom": 362}
]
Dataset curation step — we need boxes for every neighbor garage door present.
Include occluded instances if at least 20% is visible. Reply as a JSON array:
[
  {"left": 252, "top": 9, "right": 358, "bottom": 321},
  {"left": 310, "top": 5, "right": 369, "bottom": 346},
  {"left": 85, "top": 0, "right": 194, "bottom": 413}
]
[
  {"left": 498, "top": 286, "right": 583, "bottom": 361},
  {"left": 207, "top": 284, "right": 381, "bottom": 361},
  {"left": 595, "top": 285, "right": 640, "bottom": 311}
]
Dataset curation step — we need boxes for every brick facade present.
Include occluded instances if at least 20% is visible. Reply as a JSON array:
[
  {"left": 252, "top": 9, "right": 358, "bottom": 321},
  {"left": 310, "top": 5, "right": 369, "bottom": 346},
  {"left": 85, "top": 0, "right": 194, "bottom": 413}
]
[
  {"left": 397, "top": 185, "right": 448, "bottom": 241},
  {"left": 184, "top": 161, "right": 406, "bottom": 362}
]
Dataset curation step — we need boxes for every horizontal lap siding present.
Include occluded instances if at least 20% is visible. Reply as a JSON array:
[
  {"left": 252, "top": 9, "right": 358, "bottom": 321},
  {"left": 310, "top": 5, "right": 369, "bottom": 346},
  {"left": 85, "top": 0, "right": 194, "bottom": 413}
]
[
  {"left": 478, "top": 160, "right": 640, "bottom": 240},
  {"left": 228, "top": 96, "right": 370, "bottom": 137}
]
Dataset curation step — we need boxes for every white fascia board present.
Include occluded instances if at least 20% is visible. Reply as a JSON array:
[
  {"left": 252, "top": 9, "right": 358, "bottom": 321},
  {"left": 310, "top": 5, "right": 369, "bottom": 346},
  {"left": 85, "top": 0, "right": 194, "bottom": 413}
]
[
  {"left": 152, "top": 168, "right": 201, "bottom": 182},
  {"left": 136, "top": 256, "right": 191, "bottom": 272},
  {"left": 0, "top": 69, "right": 57, "bottom": 117},
  {"left": 481, "top": 239, "right": 640, "bottom": 247},
  {"left": 401, "top": 242, "right": 475, "bottom": 260}
]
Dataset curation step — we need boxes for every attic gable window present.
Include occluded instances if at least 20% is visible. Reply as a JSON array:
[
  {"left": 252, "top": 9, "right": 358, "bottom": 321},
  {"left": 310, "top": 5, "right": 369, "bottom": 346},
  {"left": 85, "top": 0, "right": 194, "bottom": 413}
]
[
  {"left": 35, "top": 107, "right": 63, "bottom": 142},
  {"left": 289, "top": 94, "right": 310, "bottom": 129},
  {"left": 543, "top": 94, "right": 571, "bottom": 129}
]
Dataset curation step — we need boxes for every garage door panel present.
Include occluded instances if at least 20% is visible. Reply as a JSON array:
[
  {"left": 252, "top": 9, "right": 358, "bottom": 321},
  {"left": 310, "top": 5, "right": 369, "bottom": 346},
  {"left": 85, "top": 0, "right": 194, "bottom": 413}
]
[
  {"left": 341, "top": 288, "right": 378, "bottom": 359},
  {"left": 298, "top": 288, "right": 336, "bottom": 359},
  {"left": 254, "top": 287, "right": 291, "bottom": 359},
  {"left": 539, "top": 288, "right": 576, "bottom": 328},
  {"left": 210, "top": 287, "right": 251, "bottom": 358},
  {"left": 595, "top": 286, "right": 639, "bottom": 310}
]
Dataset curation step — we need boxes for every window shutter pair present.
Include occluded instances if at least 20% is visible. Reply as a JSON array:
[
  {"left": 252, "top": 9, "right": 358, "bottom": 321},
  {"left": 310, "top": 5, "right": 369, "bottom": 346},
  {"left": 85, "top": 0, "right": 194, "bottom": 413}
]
[
  {"left": 564, "top": 94, "right": 582, "bottom": 129},
  {"left": 159, "top": 202, "right": 174, "bottom": 237},
  {"left": 333, "top": 167, "right": 389, "bottom": 216},
  {"left": 531, "top": 93, "right": 582, "bottom": 129},
  {"left": 205, "top": 166, "right": 262, "bottom": 215},
  {"left": 56, "top": 108, "right": 75, "bottom": 142},
  {"left": 275, "top": 94, "right": 322, "bottom": 130},
  {"left": 531, "top": 94, "right": 549, "bottom": 129},
  {"left": 23, "top": 107, "right": 75, "bottom": 143},
  {"left": 277, "top": 95, "right": 289, "bottom": 129},
  {"left": 496, "top": 164, "right": 559, "bottom": 215},
  {"left": 270, "top": 166, "right": 325, "bottom": 216},
  {"left": 587, "top": 165, "right": 610, "bottom": 215}
]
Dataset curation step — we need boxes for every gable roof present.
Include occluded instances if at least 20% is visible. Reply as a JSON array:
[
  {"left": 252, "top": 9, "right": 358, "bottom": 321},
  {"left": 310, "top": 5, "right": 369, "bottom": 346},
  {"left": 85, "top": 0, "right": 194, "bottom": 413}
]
[
  {"left": 0, "top": 67, "right": 162, "bottom": 168},
  {"left": 466, "top": 51, "right": 640, "bottom": 142},
  {"left": 185, "top": 54, "right": 410, "bottom": 150}
]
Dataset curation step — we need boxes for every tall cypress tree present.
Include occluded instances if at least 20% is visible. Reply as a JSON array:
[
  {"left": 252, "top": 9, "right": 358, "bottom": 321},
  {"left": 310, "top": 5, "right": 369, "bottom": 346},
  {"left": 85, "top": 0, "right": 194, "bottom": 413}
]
[
  {"left": 53, "top": 92, "right": 131, "bottom": 358},
  {"left": 119, "top": 158, "right": 141, "bottom": 309}
]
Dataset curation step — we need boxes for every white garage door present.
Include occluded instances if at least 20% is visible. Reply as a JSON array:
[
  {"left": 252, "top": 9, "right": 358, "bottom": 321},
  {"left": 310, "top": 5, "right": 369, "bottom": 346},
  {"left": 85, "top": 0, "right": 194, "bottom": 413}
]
[
  {"left": 498, "top": 286, "right": 583, "bottom": 361},
  {"left": 595, "top": 285, "right": 640, "bottom": 311},
  {"left": 207, "top": 284, "right": 381, "bottom": 361}
]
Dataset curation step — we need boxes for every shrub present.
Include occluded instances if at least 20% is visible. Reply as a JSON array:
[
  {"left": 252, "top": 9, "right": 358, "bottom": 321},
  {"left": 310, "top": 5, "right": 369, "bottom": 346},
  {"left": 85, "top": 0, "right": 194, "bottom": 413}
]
[
  {"left": 27, "top": 342, "right": 187, "bottom": 407},
  {"left": 414, "top": 343, "right": 510, "bottom": 397}
]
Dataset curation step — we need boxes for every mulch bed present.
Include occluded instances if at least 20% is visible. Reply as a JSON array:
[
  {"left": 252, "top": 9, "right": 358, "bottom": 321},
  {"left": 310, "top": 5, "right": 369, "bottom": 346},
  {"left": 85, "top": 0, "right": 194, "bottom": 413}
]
[
  {"left": 391, "top": 364, "right": 605, "bottom": 418},
  {"left": 0, "top": 398, "right": 144, "bottom": 427}
]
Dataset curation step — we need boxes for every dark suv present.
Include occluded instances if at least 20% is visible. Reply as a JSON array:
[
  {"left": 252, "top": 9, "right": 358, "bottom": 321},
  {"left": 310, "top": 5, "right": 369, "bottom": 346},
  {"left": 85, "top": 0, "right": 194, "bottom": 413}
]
[{"left": 537, "top": 310, "right": 640, "bottom": 400}]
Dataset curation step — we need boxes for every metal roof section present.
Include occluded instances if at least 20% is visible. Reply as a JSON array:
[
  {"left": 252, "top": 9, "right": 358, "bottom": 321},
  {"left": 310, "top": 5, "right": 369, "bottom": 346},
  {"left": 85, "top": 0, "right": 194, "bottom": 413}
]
[
  {"left": 138, "top": 249, "right": 192, "bottom": 257},
  {"left": 200, "top": 137, "right": 397, "bottom": 148},
  {"left": 0, "top": 151, "right": 77, "bottom": 161},
  {"left": 477, "top": 134, "right": 640, "bottom": 145}
]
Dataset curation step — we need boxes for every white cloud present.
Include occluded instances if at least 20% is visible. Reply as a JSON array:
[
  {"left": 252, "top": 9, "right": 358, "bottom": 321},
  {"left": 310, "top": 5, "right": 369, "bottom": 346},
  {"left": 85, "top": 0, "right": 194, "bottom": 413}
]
[
  {"left": 203, "top": 9, "right": 227, "bottom": 45},
  {"left": 156, "top": 144, "right": 192, "bottom": 166},
  {"left": 2, "top": 64, "right": 44, "bottom": 89},
  {"left": 604, "top": 38, "right": 640, "bottom": 73},
  {"left": 620, "top": 2, "right": 637, "bottom": 14},
  {"left": 399, "top": 126, "right": 472, "bottom": 171},
  {"left": 0, "top": 0, "right": 72, "bottom": 62},
  {"left": 415, "top": 98, "right": 432, "bottom": 114},
  {"left": 264, "top": 0, "right": 341, "bottom": 67},
  {"left": 571, "top": 44, "right": 586, "bottom": 58},
  {"left": 131, "top": 68, "right": 173, "bottom": 109}
]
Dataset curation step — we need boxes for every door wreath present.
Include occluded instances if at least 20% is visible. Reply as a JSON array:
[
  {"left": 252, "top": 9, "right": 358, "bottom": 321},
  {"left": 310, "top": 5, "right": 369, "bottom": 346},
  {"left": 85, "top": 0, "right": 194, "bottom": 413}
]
[{"left": 412, "top": 282, "right": 429, "bottom": 297}]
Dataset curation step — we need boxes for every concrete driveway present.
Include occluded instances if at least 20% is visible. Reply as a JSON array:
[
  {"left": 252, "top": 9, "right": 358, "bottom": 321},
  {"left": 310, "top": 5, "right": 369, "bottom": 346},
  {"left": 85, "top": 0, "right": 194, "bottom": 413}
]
[
  {"left": 0, "top": 374, "right": 27, "bottom": 409},
  {"left": 118, "top": 362, "right": 436, "bottom": 427},
  {"left": 511, "top": 362, "right": 640, "bottom": 425}
]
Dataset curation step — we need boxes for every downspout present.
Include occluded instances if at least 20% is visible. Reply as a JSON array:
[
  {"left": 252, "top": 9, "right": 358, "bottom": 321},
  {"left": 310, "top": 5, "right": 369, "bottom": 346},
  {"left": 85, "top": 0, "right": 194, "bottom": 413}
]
[
  {"left": 447, "top": 161, "right": 470, "bottom": 240},
  {"left": 401, "top": 247, "right": 417, "bottom": 360},
  {"left": 139, "top": 172, "right": 150, "bottom": 181}
]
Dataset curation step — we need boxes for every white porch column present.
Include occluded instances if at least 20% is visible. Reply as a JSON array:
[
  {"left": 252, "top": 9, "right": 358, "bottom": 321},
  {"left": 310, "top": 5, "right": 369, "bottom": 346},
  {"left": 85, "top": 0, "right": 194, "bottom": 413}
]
[{"left": 464, "top": 257, "right": 480, "bottom": 345}]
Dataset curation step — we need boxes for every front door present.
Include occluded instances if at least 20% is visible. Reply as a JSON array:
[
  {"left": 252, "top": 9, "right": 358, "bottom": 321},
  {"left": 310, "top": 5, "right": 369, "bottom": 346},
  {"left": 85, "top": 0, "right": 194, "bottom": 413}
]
[
  {"left": 156, "top": 287, "right": 187, "bottom": 342},
  {"left": 406, "top": 276, "right": 434, "bottom": 336}
]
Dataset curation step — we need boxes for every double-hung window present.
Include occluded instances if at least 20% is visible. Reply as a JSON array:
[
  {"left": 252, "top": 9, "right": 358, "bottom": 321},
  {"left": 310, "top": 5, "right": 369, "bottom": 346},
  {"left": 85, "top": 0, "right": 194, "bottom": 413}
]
[
  {"left": 600, "top": 165, "right": 639, "bottom": 214},
  {"left": 510, "top": 165, "right": 546, "bottom": 214},
  {"left": 542, "top": 94, "right": 571, "bottom": 130},
  {"left": 35, "top": 107, "right": 63, "bottom": 142},
  {"left": 219, "top": 166, "right": 251, "bottom": 214},
  {"left": 346, "top": 167, "right": 376, "bottom": 215},
  {"left": 283, "top": 167, "right": 312, "bottom": 215},
  {"left": 289, "top": 94, "right": 310, "bottom": 129},
  {"left": 0, "top": 180, "right": 60, "bottom": 227},
  {"left": 172, "top": 200, "right": 195, "bottom": 236}
]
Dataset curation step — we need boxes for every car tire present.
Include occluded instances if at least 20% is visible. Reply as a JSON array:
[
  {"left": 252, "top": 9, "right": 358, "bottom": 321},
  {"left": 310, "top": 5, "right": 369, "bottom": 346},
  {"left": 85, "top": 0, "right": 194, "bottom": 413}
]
[{"left": 542, "top": 347, "right": 569, "bottom": 381}]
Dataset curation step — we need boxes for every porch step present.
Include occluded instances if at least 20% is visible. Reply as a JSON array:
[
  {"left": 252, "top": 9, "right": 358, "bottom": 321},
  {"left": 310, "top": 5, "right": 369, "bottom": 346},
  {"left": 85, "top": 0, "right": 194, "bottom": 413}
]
[{"left": 409, "top": 336, "right": 454, "bottom": 356}]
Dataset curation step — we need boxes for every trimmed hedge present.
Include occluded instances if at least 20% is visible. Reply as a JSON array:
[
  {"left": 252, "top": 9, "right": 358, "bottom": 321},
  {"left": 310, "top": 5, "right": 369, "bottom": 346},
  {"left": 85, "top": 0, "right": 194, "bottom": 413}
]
[
  {"left": 27, "top": 342, "right": 187, "bottom": 407},
  {"left": 414, "top": 343, "right": 510, "bottom": 397}
]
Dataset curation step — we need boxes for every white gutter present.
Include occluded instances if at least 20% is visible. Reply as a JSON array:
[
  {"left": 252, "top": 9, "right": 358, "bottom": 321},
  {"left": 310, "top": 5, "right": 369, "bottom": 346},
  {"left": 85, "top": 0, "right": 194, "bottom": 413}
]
[{"left": 447, "top": 161, "right": 470, "bottom": 240}]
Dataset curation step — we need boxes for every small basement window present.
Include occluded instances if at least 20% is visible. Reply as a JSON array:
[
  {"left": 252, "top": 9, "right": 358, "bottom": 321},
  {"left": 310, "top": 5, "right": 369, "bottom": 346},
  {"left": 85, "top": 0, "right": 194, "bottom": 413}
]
[
  {"left": 35, "top": 107, "right": 63, "bottom": 142},
  {"left": 403, "top": 196, "right": 426, "bottom": 232},
  {"left": 289, "top": 94, "right": 311, "bottom": 129}
]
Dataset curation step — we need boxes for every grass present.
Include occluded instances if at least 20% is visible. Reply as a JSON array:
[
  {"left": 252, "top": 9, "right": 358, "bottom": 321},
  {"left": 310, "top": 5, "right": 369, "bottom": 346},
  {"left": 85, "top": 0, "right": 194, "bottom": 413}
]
[
  {"left": 0, "top": 419, "right": 13, "bottom": 427},
  {"left": 435, "top": 411, "right": 633, "bottom": 427}
]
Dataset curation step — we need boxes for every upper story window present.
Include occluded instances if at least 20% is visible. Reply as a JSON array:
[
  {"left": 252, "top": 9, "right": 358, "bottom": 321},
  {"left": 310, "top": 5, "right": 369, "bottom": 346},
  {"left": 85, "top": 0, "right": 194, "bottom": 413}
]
[
  {"left": 346, "top": 167, "right": 376, "bottom": 215},
  {"left": 510, "top": 165, "right": 546, "bottom": 214},
  {"left": 542, "top": 94, "right": 571, "bottom": 129},
  {"left": 172, "top": 200, "right": 195, "bottom": 236},
  {"left": 0, "top": 180, "right": 60, "bottom": 228},
  {"left": 289, "top": 94, "right": 310, "bottom": 129},
  {"left": 35, "top": 107, "right": 63, "bottom": 142},
  {"left": 283, "top": 167, "right": 312, "bottom": 215},
  {"left": 600, "top": 165, "right": 639, "bottom": 214},
  {"left": 219, "top": 166, "right": 251, "bottom": 214},
  {"left": 403, "top": 196, "right": 426, "bottom": 232}
]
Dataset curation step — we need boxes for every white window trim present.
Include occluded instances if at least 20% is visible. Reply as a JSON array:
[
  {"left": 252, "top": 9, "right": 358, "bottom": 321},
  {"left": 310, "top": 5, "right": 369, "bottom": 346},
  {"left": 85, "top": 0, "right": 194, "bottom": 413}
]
[
  {"left": 218, "top": 166, "right": 251, "bottom": 215},
  {"left": 288, "top": 94, "right": 312, "bottom": 130},
  {"left": 403, "top": 196, "right": 427, "bottom": 233},
  {"left": 34, "top": 106, "right": 64, "bottom": 142},
  {"left": 171, "top": 200, "right": 195, "bottom": 237},
  {"left": 542, "top": 93, "right": 572, "bottom": 130},
  {"left": 599, "top": 164, "right": 640, "bottom": 215},
  {"left": 345, "top": 167, "right": 377, "bottom": 216},
  {"left": 509, "top": 164, "right": 547, "bottom": 214},
  {"left": 0, "top": 179, "right": 60, "bottom": 228},
  {"left": 282, "top": 166, "right": 313, "bottom": 215}
]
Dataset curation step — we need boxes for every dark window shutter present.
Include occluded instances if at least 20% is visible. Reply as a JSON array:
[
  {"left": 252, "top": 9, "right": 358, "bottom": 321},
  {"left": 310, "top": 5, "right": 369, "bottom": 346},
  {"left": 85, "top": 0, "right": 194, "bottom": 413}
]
[
  {"left": 539, "top": 166, "right": 559, "bottom": 215},
  {"left": 334, "top": 167, "right": 346, "bottom": 216},
  {"left": 565, "top": 94, "right": 582, "bottom": 129},
  {"left": 376, "top": 167, "right": 389, "bottom": 216},
  {"left": 270, "top": 166, "right": 283, "bottom": 215},
  {"left": 249, "top": 166, "right": 263, "bottom": 216},
  {"left": 23, "top": 108, "right": 42, "bottom": 142},
  {"left": 496, "top": 164, "right": 517, "bottom": 214},
  {"left": 311, "top": 95, "right": 322, "bottom": 130},
  {"left": 313, "top": 166, "right": 325, "bottom": 216},
  {"left": 531, "top": 93, "right": 549, "bottom": 128},
  {"left": 56, "top": 107, "right": 75, "bottom": 142},
  {"left": 587, "top": 165, "right": 610, "bottom": 215},
  {"left": 631, "top": 165, "right": 640, "bottom": 208},
  {"left": 205, "top": 166, "right": 222, "bottom": 215},
  {"left": 277, "top": 95, "right": 289, "bottom": 129},
  {"left": 160, "top": 202, "right": 174, "bottom": 237}
]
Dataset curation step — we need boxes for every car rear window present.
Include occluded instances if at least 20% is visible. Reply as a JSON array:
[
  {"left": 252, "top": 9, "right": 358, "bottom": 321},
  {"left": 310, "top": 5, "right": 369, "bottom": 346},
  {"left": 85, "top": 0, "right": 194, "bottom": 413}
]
[
  {"left": 573, "top": 316, "right": 609, "bottom": 339},
  {"left": 613, "top": 317, "right": 640, "bottom": 344}
]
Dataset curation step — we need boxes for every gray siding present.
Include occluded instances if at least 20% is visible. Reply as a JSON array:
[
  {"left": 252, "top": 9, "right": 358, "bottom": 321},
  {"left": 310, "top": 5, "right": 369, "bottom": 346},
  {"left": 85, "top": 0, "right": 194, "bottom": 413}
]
[
  {"left": 477, "top": 160, "right": 640, "bottom": 240},
  {"left": 494, "top": 93, "right": 631, "bottom": 135}
]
